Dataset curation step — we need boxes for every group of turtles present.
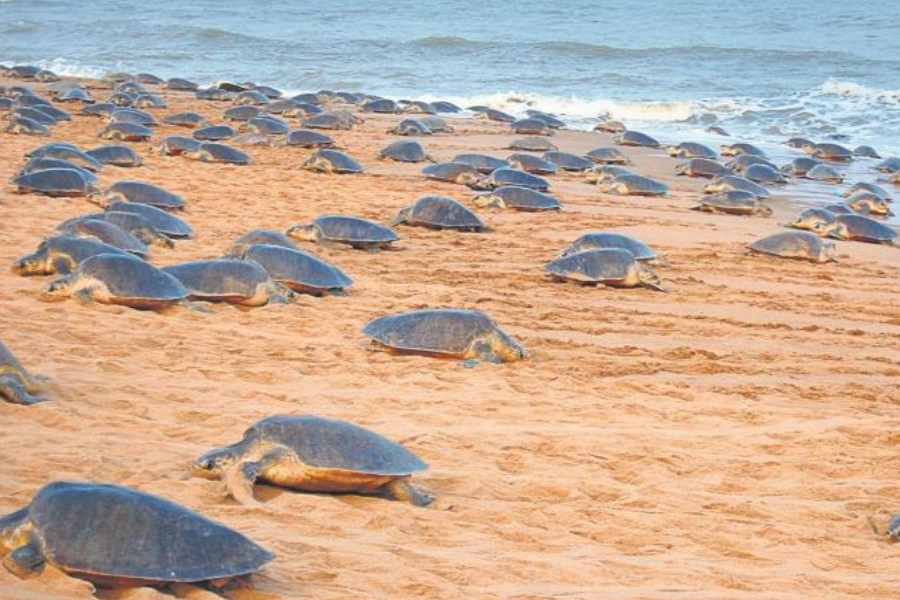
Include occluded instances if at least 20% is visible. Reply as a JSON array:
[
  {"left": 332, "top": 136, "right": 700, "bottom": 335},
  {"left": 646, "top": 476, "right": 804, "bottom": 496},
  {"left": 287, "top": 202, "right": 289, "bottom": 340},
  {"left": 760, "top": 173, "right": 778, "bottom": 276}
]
[{"left": 2, "top": 62, "right": 900, "bottom": 593}]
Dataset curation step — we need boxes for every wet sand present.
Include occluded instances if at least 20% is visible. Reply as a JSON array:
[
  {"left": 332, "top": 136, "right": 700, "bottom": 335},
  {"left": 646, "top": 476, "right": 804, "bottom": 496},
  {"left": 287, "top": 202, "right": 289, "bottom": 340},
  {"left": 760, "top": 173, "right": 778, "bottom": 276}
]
[{"left": 2, "top": 78, "right": 900, "bottom": 599}]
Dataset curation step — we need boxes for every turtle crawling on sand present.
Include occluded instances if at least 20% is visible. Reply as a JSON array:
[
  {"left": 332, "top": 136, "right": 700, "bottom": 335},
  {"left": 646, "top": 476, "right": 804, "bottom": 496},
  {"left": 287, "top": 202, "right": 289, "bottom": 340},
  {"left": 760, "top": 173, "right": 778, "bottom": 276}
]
[
  {"left": 0, "top": 482, "right": 273, "bottom": 585},
  {"left": 287, "top": 215, "right": 399, "bottom": 250},
  {"left": 392, "top": 196, "right": 485, "bottom": 231},
  {"left": 0, "top": 339, "right": 49, "bottom": 405},
  {"left": 13, "top": 236, "right": 130, "bottom": 276},
  {"left": 163, "top": 259, "right": 291, "bottom": 306},
  {"left": 694, "top": 190, "right": 773, "bottom": 216},
  {"left": 544, "top": 248, "right": 664, "bottom": 291},
  {"left": 748, "top": 231, "right": 837, "bottom": 263},
  {"left": 193, "top": 415, "right": 432, "bottom": 506},
  {"left": 363, "top": 308, "right": 526, "bottom": 363}
]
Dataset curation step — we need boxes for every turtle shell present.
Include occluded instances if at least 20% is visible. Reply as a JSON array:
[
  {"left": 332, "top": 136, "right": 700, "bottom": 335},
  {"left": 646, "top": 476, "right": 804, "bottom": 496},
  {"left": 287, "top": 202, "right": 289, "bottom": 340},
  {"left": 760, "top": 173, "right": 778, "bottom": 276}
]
[
  {"left": 223, "top": 106, "right": 261, "bottom": 122},
  {"left": 586, "top": 146, "right": 630, "bottom": 164},
  {"left": 430, "top": 100, "right": 461, "bottom": 113},
  {"left": 676, "top": 158, "right": 733, "bottom": 178},
  {"left": 834, "top": 214, "right": 898, "bottom": 243},
  {"left": 381, "top": 140, "right": 430, "bottom": 163},
  {"left": 284, "top": 129, "right": 336, "bottom": 148},
  {"left": 486, "top": 168, "right": 549, "bottom": 191},
  {"left": 99, "top": 122, "right": 152, "bottom": 141},
  {"left": 510, "top": 118, "right": 552, "bottom": 135},
  {"left": 506, "top": 153, "right": 558, "bottom": 175},
  {"left": 19, "top": 158, "right": 98, "bottom": 183},
  {"left": 108, "top": 108, "right": 157, "bottom": 127},
  {"left": 162, "top": 112, "right": 208, "bottom": 128},
  {"left": 742, "top": 164, "right": 785, "bottom": 184},
  {"left": 226, "top": 229, "right": 299, "bottom": 257},
  {"left": 103, "top": 181, "right": 185, "bottom": 210},
  {"left": 29, "top": 145, "right": 104, "bottom": 171},
  {"left": 313, "top": 215, "right": 399, "bottom": 245},
  {"left": 105, "top": 201, "right": 193, "bottom": 238},
  {"left": 843, "top": 182, "right": 891, "bottom": 200},
  {"left": 5, "top": 116, "right": 50, "bottom": 135},
  {"left": 396, "top": 196, "right": 484, "bottom": 230},
  {"left": 721, "top": 143, "right": 765, "bottom": 157},
  {"left": 748, "top": 232, "right": 835, "bottom": 263},
  {"left": 241, "top": 244, "right": 352, "bottom": 294},
  {"left": 614, "top": 130, "right": 660, "bottom": 148},
  {"left": 507, "top": 137, "right": 557, "bottom": 152},
  {"left": 167, "top": 78, "right": 199, "bottom": 91},
  {"left": 702, "top": 176, "right": 771, "bottom": 198},
  {"left": 543, "top": 151, "right": 592, "bottom": 172},
  {"left": 474, "top": 186, "right": 560, "bottom": 211},
  {"left": 422, "top": 162, "right": 479, "bottom": 183},
  {"left": 561, "top": 233, "right": 656, "bottom": 260},
  {"left": 805, "top": 164, "right": 843, "bottom": 183},
  {"left": 303, "top": 149, "right": 363, "bottom": 173},
  {"left": 25, "top": 482, "right": 272, "bottom": 583},
  {"left": 781, "top": 157, "right": 821, "bottom": 177},
  {"left": 853, "top": 145, "right": 880, "bottom": 159},
  {"left": 154, "top": 135, "right": 201, "bottom": 156},
  {"left": 185, "top": 143, "right": 250, "bottom": 165},
  {"left": 302, "top": 113, "right": 352, "bottom": 130},
  {"left": 193, "top": 125, "right": 236, "bottom": 141},
  {"left": 362, "top": 308, "right": 517, "bottom": 358},
  {"left": 13, "top": 236, "right": 130, "bottom": 276},
  {"left": 452, "top": 154, "right": 508, "bottom": 174},
  {"left": 86, "top": 145, "right": 142, "bottom": 167},
  {"left": 480, "top": 109, "right": 515, "bottom": 123},
  {"left": 58, "top": 219, "right": 149, "bottom": 256},
  {"left": 12, "top": 168, "right": 96, "bottom": 197},
  {"left": 604, "top": 174, "right": 667, "bottom": 196},
  {"left": 363, "top": 99, "right": 398, "bottom": 113},
  {"left": 667, "top": 142, "right": 716, "bottom": 159},
  {"left": 390, "top": 118, "right": 432, "bottom": 136},
  {"left": 245, "top": 117, "right": 289, "bottom": 136},
  {"left": 811, "top": 143, "right": 852, "bottom": 161},
  {"left": 544, "top": 248, "right": 639, "bottom": 284},
  {"left": 875, "top": 157, "right": 900, "bottom": 173},
  {"left": 243, "top": 415, "right": 427, "bottom": 475},
  {"left": 162, "top": 259, "right": 276, "bottom": 301},
  {"left": 71, "top": 253, "right": 188, "bottom": 305}
]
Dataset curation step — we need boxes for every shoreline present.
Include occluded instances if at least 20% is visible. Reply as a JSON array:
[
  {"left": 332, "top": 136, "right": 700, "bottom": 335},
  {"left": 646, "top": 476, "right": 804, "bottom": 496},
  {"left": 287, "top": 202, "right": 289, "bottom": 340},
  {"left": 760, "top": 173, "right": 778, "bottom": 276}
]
[{"left": 2, "top": 74, "right": 900, "bottom": 599}]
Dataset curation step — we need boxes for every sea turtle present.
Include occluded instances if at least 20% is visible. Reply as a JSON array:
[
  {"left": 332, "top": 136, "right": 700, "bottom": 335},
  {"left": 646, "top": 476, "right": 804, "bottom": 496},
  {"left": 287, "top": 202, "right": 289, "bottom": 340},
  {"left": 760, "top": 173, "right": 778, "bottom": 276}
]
[
  {"left": 106, "top": 91, "right": 135, "bottom": 107},
  {"left": 301, "top": 149, "right": 363, "bottom": 173},
  {"left": 585, "top": 165, "right": 632, "bottom": 184},
  {"left": 244, "top": 116, "right": 289, "bottom": 136},
  {"left": 392, "top": 196, "right": 485, "bottom": 231},
  {"left": 27, "top": 144, "right": 104, "bottom": 171},
  {"left": 182, "top": 143, "right": 250, "bottom": 165},
  {"left": 510, "top": 118, "right": 552, "bottom": 135},
  {"left": 594, "top": 120, "right": 626, "bottom": 134},
  {"left": 229, "top": 133, "right": 273, "bottom": 146},
  {"left": 80, "top": 103, "right": 116, "bottom": 118},
  {"left": 780, "top": 157, "right": 822, "bottom": 177},
  {"left": 18, "top": 158, "right": 98, "bottom": 183},
  {"left": 42, "top": 253, "right": 189, "bottom": 309},
  {"left": 0, "top": 338, "right": 48, "bottom": 404},
  {"left": 287, "top": 215, "right": 400, "bottom": 250},
  {"left": 133, "top": 94, "right": 167, "bottom": 109},
  {"left": 786, "top": 137, "right": 815, "bottom": 149},
  {"left": 543, "top": 151, "right": 593, "bottom": 172},
  {"left": 282, "top": 102, "right": 323, "bottom": 118},
  {"left": 363, "top": 308, "right": 526, "bottom": 363},
  {"left": 389, "top": 118, "right": 432, "bottom": 136},
  {"left": 107, "top": 108, "right": 157, "bottom": 127},
  {"left": 363, "top": 98, "right": 398, "bottom": 113},
  {"left": 192, "top": 415, "right": 430, "bottom": 506},
  {"left": 560, "top": 232, "right": 657, "bottom": 260},
  {"left": 843, "top": 182, "right": 892, "bottom": 201},
  {"left": 432, "top": 100, "right": 461, "bottom": 113},
  {"left": 193, "top": 124, "right": 237, "bottom": 141},
  {"left": 252, "top": 85, "right": 282, "bottom": 99},
  {"left": 13, "top": 236, "right": 129, "bottom": 276},
  {"left": 854, "top": 145, "right": 881, "bottom": 159},
  {"left": 703, "top": 175, "right": 771, "bottom": 198},
  {"left": 12, "top": 107, "right": 58, "bottom": 125},
  {"left": 401, "top": 100, "right": 436, "bottom": 115},
  {"left": 726, "top": 154, "right": 777, "bottom": 173},
  {"left": 85, "top": 145, "right": 143, "bottom": 167},
  {"left": 822, "top": 203, "right": 856, "bottom": 215},
  {"left": 196, "top": 88, "right": 236, "bottom": 101},
  {"left": 152, "top": 135, "right": 201, "bottom": 156},
  {"left": 506, "top": 153, "right": 558, "bottom": 175},
  {"left": 167, "top": 77, "right": 199, "bottom": 91},
  {"left": 804, "top": 142, "right": 852, "bottom": 162},
  {"left": 452, "top": 154, "right": 508, "bottom": 174},
  {"left": 804, "top": 163, "right": 844, "bottom": 184},
  {"left": 422, "top": 162, "right": 480, "bottom": 185},
  {"left": 666, "top": 142, "right": 717, "bottom": 159},
  {"left": 789, "top": 208, "right": 838, "bottom": 232},
  {"left": 105, "top": 200, "right": 194, "bottom": 238},
  {"left": 56, "top": 88, "right": 93, "bottom": 103},
  {"left": 748, "top": 231, "right": 837, "bottom": 263},
  {"left": 875, "top": 157, "right": 900, "bottom": 173},
  {"left": 614, "top": 131, "right": 660, "bottom": 148},
  {"left": 11, "top": 169, "right": 98, "bottom": 197},
  {"left": 95, "top": 180, "right": 185, "bottom": 211},
  {"left": 598, "top": 174, "right": 668, "bottom": 197},
  {"left": 224, "top": 105, "right": 262, "bottom": 122},
  {"left": 675, "top": 158, "right": 734, "bottom": 178},
  {"left": 66, "top": 211, "right": 174, "bottom": 248},
  {"left": 0, "top": 481, "right": 273, "bottom": 585},
  {"left": 25, "top": 104, "right": 70, "bottom": 122},
  {"left": 472, "top": 186, "right": 560, "bottom": 211},
  {"left": 507, "top": 137, "right": 557, "bottom": 152},
  {"left": 720, "top": 142, "right": 765, "bottom": 157},
  {"left": 226, "top": 229, "right": 299, "bottom": 257},
  {"left": 823, "top": 214, "right": 898, "bottom": 245},
  {"left": 302, "top": 112, "right": 354, "bottom": 130},
  {"left": 743, "top": 164, "right": 786, "bottom": 184},
  {"left": 586, "top": 147, "right": 630, "bottom": 165},
  {"left": 98, "top": 122, "right": 152, "bottom": 142},
  {"left": 137, "top": 73, "right": 164, "bottom": 84},
  {"left": 234, "top": 90, "right": 270, "bottom": 106},
  {"left": 477, "top": 108, "right": 515, "bottom": 123},
  {"left": 694, "top": 190, "right": 772, "bottom": 216},
  {"left": 380, "top": 140, "right": 433, "bottom": 163},
  {"left": 846, "top": 193, "right": 893, "bottom": 217},
  {"left": 283, "top": 129, "right": 336, "bottom": 148},
  {"left": 240, "top": 244, "right": 352, "bottom": 296},
  {"left": 472, "top": 168, "right": 550, "bottom": 191},
  {"left": 4, "top": 116, "right": 50, "bottom": 136},
  {"left": 162, "top": 259, "right": 290, "bottom": 306},
  {"left": 57, "top": 219, "right": 149, "bottom": 256},
  {"left": 528, "top": 112, "right": 565, "bottom": 129},
  {"left": 544, "top": 248, "right": 664, "bottom": 291},
  {"left": 262, "top": 99, "right": 301, "bottom": 114}
]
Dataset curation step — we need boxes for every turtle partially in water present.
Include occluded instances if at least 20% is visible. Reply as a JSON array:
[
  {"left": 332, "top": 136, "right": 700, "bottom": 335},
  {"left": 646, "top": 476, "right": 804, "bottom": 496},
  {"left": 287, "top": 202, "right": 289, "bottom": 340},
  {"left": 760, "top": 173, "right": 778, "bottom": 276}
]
[
  {"left": 544, "top": 248, "right": 665, "bottom": 291},
  {"left": 392, "top": 196, "right": 485, "bottom": 231},
  {"left": 0, "top": 339, "right": 49, "bottom": 405},
  {"left": 613, "top": 130, "right": 660, "bottom": 148},
  {"left": 363, "top": 308, "right": 527, "bottom": 363},
  {"left": 0, "top": 481, "right": 273, "bottom": 585},
  {"left": 41, "top": 253, "right": 189, "bottom": 310},
  {"left": 192, "top": 415, "right": 431, "bottom": 506},
  {"left": 287, "top": 215, "right": 399, "bottom": 250}
]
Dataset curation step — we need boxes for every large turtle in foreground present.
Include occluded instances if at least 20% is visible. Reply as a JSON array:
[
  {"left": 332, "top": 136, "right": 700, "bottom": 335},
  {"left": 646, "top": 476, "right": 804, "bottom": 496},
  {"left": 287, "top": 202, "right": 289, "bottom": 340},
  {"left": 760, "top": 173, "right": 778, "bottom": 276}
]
[
  {"left": 362, "top": 308, "right": 526, "bottom": 363},
  {"left": 42, "top": 253, "right": 189, "bottom": 309},
  {"left": 287, "top": 215, "right": 400, "bottom": 250},
  {"left": 162, "top": 259, "right": 291, "bottom": 306},
  {"left": 192, "top": 415, "right": 431, "bottom": 506},
  {"left": 0, "top": 482, "right": 273, "bottom": 585},
  {"left": 0, "top": 338, "right": 48, "bottom": 404},
  {"left": 544, "top": 249, "right": 664, "bottom": 291}
]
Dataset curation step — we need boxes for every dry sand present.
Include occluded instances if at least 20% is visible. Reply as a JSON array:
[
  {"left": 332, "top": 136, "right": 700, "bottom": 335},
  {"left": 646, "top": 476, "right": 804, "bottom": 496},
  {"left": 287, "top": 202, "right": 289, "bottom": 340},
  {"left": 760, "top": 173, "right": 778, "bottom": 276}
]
[{"left": 1, "top": 78, "right": 900, "bottom": 600}]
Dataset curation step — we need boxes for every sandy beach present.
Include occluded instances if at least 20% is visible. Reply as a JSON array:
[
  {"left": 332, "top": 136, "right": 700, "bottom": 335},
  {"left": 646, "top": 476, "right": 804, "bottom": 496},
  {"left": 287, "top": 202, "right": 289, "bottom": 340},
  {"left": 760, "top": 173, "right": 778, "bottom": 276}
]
[{"left": 2, "top": 77, "right": 900, "bottom": 600}]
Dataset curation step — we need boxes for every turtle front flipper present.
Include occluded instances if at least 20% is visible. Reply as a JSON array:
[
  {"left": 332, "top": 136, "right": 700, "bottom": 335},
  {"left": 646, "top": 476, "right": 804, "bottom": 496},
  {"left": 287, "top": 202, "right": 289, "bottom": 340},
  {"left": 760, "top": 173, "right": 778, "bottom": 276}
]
[
  {"left": 471, "top": 340, "right": 502, "bottom": 364},
  {"left": 3, "top": 540, "right": 45, "bottom": 578},
  {"left": 0, "top": 374, "right": 48, "bottom": 405},
  {"left": 225, "top": 448, "right": 292, "bottom": 505},
  {"left": 383, "top": 477, "right": 434, "bottom": 507}
]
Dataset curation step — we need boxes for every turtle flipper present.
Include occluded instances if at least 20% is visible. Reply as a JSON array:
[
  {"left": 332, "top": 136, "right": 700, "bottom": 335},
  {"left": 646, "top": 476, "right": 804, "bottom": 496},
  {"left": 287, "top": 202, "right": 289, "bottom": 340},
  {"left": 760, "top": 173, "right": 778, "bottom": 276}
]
[
  {"left": 51, "top": 256, "right": 74, "bottom": 275},
  {"left": 0, "top": 375, "right": 48, "bottom": 405},
  {"left": 3, "top": 540, "right": 45, "bottom": 578},
  {"left": 383, "top": 477, "right": 433, "bottom": 507},
  {"left": 225, "top": 448, "right": 291, "bottom": 505},
  {"left": 472, "top": 340, "right": 502, "bottom": 364}
]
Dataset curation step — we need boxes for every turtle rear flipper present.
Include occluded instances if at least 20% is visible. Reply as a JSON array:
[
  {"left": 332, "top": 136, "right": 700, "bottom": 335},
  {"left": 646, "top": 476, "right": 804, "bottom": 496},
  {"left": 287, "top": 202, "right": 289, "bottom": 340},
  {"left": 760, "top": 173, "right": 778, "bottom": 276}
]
[
  {"left": 0, "top": 375, "right": 48, "bottom": 405},
  {"left": 4, "top": 540, "right": 45, "bottom": 578},
  {"left": 382, "top": 477, "right": 433, "bottom": 507}
]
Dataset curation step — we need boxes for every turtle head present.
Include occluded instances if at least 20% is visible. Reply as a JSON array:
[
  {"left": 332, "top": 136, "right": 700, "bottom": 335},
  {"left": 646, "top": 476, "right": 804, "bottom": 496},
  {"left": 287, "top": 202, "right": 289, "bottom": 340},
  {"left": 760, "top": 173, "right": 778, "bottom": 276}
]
[
  {"left": 285, "top": 223, "right": 316, "bottom": 241},
  {"left": 674, "top": 162, "right": 687, "bottom": 175},
  {"left": 39, "top": 275, "right": 76, "bottom": 301},
  {"left": 11, "top": 246, "right": 49, "bottom": 276},
  {"left": 638, "top": 263, "right": 666, "bottom": 292},
  {"left": 821, "top": 221, "right": 849, "bottom": 240},
  {"left": 801, "top": 142, "right": 817, "bottom": 155},
  {"left": 192, "top": 445, "right": 242, "bottom": 479},
  {"left": 886, "top": 514, "right": 900, "bottom": 540},
  {"left": 0, "top": 506, "right": 32, "bottom": 556},
  {"left": 665, "top": 146, "right": 680, "bottom": 157},
  {"left": 85, "top": 189, "right": 113, "bottom": 208},
  {"left": 493, "top": 329, "right": 528, "bottom": 362},
  {"left": 757, "top": 204, "right": 774, "bottom": 218},
  {"left": 390, "top": 208, "right": 410, "bottom": 227}
]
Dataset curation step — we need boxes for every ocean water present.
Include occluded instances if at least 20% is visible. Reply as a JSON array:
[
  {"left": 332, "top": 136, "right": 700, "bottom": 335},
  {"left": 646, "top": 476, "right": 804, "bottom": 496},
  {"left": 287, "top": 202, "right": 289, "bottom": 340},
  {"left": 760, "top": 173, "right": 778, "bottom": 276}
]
[{"left": 3, "top": 1, "right": 900, "bottom": 167}]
